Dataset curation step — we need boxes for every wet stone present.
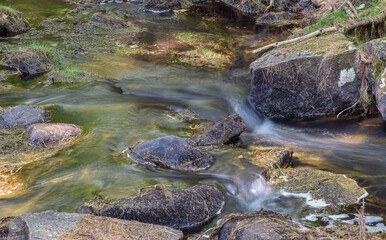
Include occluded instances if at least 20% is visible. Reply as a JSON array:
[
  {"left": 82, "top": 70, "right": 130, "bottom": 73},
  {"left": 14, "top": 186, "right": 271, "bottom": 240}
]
[
  {"left": 273, "top": 167, "right": 366, "bottom": 210},
  {"left": 25, "top": 123, "right": 82, "bottom": 146},
  {"left": 78, "top": 184, "right": 225, "bottom": 230},
  {"left": 195, "top": 114, "right": 247, "bottom": 146},
  {"left": 0, "top": 48, "right": 52, "bottom": 77},
  {"left": 210, "top": 210, "right": 305, "bottom": 240},
  {"left": 0, "top": 105, "right": 49, "bottom": 128},
  {"left": 7, "top": 211, "right": 183, "bottom": 240},
  {"left": 128, "top": 135, "right": 214, "bottom": 171}
]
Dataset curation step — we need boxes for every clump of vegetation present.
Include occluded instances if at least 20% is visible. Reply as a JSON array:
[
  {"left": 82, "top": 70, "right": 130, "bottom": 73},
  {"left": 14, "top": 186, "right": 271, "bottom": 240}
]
[
  {"left": 306, "top": 11, "right": 349, "bottom": 34},
  {"left": 357, "top": 0, "right": 385, "bottom": 18},
  {"left": 3, "top": 42, "right": 92, "bottom": 82}
]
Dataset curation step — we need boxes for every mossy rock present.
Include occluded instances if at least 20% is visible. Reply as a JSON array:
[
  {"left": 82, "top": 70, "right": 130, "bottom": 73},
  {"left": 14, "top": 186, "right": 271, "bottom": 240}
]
[
  {"left": 0, "top": 48, "right": 53, "bottom": 78},
  {"left": 210, "top": 210, "right": 306, "bottom": 240},
  {"left": 8, "top": 211, "right": 183, "bottom": 240},
  {"left": 0, "top": 216, "right": 14, "bottom": 239},
  {"left": 0, "top": 6, "right": 30, "bottom": 37},
  {"left": 241, "top": 146, "right": 293, "bottom": 180},
  {"left": 78, "top": 184, "right": 225, "bottom": 230},
  {"left": 273, "top": 167, "right": 366, "bottom": 210}
]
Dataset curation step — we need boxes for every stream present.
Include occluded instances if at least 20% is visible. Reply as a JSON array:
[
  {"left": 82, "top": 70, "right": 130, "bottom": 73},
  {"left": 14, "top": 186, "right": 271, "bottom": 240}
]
[{"left": 0, "top": 0, "right": 385, "bottom": 232}]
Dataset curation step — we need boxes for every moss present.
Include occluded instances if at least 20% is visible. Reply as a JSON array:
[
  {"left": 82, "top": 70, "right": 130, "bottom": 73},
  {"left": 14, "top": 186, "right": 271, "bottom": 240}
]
[{"left": 374, "top": 59, "right": 386, "bottom": 82}]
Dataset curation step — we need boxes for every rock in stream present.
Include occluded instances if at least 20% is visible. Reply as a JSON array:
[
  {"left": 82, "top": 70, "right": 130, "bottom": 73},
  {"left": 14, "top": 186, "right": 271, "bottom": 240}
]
[
  {"left": 0, "top": 48, "right": 52, "bottom": 78},
  {"left": 0, "top": 6, "right": 30, "bottom": 37},
  {"left": 210, "top": 210, "right": 305, "bottom": 240},
  {"left": 26, "top": 123, "right": 82, "bottom": 146},
  {"left": 0, "top": 105, "right": 49, "bottom": 128},
  {"left": 78, "top": 184, "right": 225, "bottom": 230},
  {"left": 128, "top": 135, "right": 214, "bottom": 171},
  {"left": 7, "top": 211, "right": 183, "bottom": 240}
]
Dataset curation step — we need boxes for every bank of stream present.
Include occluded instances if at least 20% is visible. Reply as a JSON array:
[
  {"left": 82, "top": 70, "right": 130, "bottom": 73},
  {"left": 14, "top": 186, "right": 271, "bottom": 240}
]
[{"left": 0, "top": 0, "right": 385, "bottom": 237}]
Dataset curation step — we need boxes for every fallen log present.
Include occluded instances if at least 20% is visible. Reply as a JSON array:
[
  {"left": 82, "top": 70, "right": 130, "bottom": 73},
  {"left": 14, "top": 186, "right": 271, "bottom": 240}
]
[
  {"left": 344, "top": 12, "right": 386, "bottom": 33},
  {"left": 252, "top": 27, "right": 338, "bottom": 55}
]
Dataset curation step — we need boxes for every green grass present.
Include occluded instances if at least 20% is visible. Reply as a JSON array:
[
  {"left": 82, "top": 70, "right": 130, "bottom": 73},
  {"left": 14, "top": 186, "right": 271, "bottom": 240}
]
[
  {"left": 357, "top": 0, "right": 384, "bottom": 18},
  {"left": 306, "top": 11, "right": 349, "bottom": 34},
  {"left": 4, "top": 42, "right": 89, "bottom": 80}
]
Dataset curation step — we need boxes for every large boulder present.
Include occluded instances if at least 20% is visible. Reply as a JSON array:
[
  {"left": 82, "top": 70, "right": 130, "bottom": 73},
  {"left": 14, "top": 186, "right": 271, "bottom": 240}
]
[
  {"left": 210, "top": 210, "right": 305, "bottom": 240},
  {"left": 0, "top": 6, "right": 30, "bottom": 37},
  {"left": 362, "top": 38, "right": 386, "bottom": 121},
  {"left": 7, "top": 211, "right": 183, "bottom": 240},
  {"left": 195, "top": 114, "right": 247, "bottom": 146},
  {"left": 250, "top": 33, "right": 363, "bottom": 120},
  {"left": 273, "top": 167, "right": 366, "bottom": 210},
  {"left": 78, "top": 184, "right": 225, "bottom": 230},
  {"left": 26, "top": 123, "right": 82, "bottom": 146},
  {"left": 0, "top": 48, "right": 52, "bottom": 77},
  {"left": 0, "top": 105, "right": 49, "bottom": 128},
  {"left": 128, "top": 136, "right": 214, "bottom": 171}
]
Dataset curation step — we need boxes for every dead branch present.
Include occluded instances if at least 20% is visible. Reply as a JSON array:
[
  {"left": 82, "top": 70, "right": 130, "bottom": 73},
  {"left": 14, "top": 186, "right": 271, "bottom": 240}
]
[
  {"left": 252, "top": 27, "right": 338, "bottom": 55},
  {"left": 265, "top": 0, "right": 274, "bottom": 12}
]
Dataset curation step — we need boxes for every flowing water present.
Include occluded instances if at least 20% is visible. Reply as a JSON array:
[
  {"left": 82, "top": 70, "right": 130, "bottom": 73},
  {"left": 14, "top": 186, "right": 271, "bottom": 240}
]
[{"left": 1, "top": 0, "right": 385, "bottom": 231}]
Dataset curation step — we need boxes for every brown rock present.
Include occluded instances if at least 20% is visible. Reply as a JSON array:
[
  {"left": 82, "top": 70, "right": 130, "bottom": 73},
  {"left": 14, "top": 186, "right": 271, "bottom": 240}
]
[{"left": 26, "top": 123, "right": 81, "bottom": 146}]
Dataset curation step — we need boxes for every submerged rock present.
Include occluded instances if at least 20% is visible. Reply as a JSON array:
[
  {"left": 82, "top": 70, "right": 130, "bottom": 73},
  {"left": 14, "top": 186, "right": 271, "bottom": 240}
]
[
  {"left": 0, "top": 6, "right": 30, "bottom": 37},
  {"left": 273, "top": 167, "right": 366, "bottom": 210},
  {"left": 26, "top": 123, "right": 82, "bottom": 146},
  {"left": 78, "top": 184, "right": 225, "bottom": 230},
  {"left": 128, "top": 136, "right": 214, "bottom": 171},
  {"left": 7, "top": 211, "right": 183, "bottom": 240},
  {"left": 210, "top": 210, "right": 305, "bottom": 240},
  {"left": 0, "top": 48, "right": 52, "bottom": 77},
  {"left": 0, "top": 105, "right": 49, "bottom": 128},
  {"left": 362, "top": 38, "right": 386, "bottom": 121},
  {"left": 195, "top": 114, "right": 247, "bottom": 146},
  {"left": 250, "top": 33, "right": 364, "bottom": 120}
]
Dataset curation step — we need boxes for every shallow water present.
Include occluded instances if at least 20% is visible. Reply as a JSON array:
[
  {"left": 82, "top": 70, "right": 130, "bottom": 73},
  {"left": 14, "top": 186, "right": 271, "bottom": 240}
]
[{"left": 0, "top": 0, "right": 385, "bottom": 231}]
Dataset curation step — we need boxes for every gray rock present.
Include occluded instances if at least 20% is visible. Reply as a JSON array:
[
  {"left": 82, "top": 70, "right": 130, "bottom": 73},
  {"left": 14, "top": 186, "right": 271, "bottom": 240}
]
[
  {"left": 210, "top": 210, "right": 305, "bottom": 240},
  {"left": 7, "top": 211, "right": 183, "bottom": 240},
  {"left": 0, "top": 48, "right": 52, "bottom": 77},
  {"left": 128, "top": 136, "right": 214, "bottom": 171},
  {"left": 362, "top": 39, "right": 386, "bottom": 121},
  {"left": 250, "top": 33, "right": 362, "bottom": 120},
  {"left": 78, "top": 184, "right": 225, "bottom": 230},
  {"left": 25, "top": 123, "right": 82, "bottom": 146},
  {"left": 0, "top": 105, "right": 49, "bottom": 128},
  {"left": 195, "top": 114, "right": 246, "bottom": 146},
  {"left": 0, "top": 7, "right": 30, "bottom": 37}
]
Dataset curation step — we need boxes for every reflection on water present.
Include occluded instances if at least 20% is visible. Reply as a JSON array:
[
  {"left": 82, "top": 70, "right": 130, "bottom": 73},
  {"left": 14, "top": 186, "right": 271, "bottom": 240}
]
[{"left": 0, "top": 0, "right": 385, "bottom": 231}]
